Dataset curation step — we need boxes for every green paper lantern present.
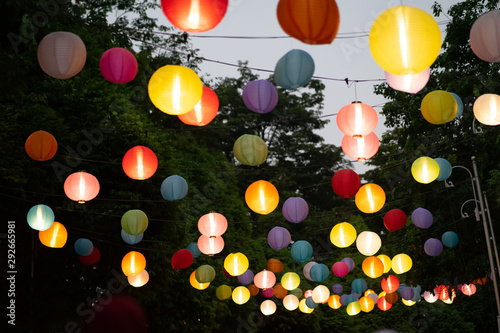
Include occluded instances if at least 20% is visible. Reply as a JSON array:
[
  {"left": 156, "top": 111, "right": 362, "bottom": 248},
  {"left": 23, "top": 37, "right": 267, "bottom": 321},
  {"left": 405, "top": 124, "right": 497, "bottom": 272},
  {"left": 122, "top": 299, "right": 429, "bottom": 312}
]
[{"left": 233, "top": 134, "right": 268, "bottom": 166}]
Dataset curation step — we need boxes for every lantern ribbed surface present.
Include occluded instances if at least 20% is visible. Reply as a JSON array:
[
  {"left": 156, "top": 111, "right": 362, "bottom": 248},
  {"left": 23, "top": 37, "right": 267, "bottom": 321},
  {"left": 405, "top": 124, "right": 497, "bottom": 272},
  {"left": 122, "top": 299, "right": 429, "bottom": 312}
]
[{"left": 25, "top": 130, "right": 58, "bottom": 161}]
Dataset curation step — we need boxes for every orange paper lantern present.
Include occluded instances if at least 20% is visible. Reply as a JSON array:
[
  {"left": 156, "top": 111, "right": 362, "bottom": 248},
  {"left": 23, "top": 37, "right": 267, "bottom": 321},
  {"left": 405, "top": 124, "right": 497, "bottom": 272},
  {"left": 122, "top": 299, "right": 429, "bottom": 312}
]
[
  {"left": 267, "top": 258, "right": 284, "bottom": 273},
  {"left": 245, "top": 180, "right": 279, "bottom": 215},
  {"left": 161, "top": 0, "right": 229, "bottom": 33},
  {"left": 121, "top": 251, "right": 146, "bottom": 277},
  {"left": 362, "top": 256, "right": 384, "bottom": 279},
  {"left": 178, "top": 86, "right": 219, "bottom": 126},
  {"left": 25, "top": 130, "right": 58, "bottom": 161},
  {"left": 63, "top": 171, "right": 100, "bottom": 203},
  {"left": 355, "top": 183, "right": 386, "bottom": 214},
  {"left": 39, "top": 222, "right": 67, "bottom": 248},
  {"left": 122, "top": 146, "right": 158, "bottom": 180}
]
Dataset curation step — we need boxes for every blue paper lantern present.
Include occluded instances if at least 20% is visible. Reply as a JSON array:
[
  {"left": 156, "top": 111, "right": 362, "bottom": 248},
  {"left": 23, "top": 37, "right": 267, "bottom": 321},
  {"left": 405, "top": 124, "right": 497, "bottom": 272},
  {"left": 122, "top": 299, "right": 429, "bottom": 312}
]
[
  {"left": 412, "top": 286, "right": 421, "bottom": 302},
  {"left": 310, "top": 263, "right": 329, "bottom": 282},
  {"left": 424, "top": 238, "right": 443, "bottom": 256},
  {"left": 74, "top": 238, "right": 93, "bottom": 256},
  {"left": 434, "top": 158, "right": 452, "bottom": 181},
  {"left": 450, "top": 92, "right": 463, "bottom": 117},
  {"left": 305, "top": 296, "right": 318, "bottom": 309},
  {"left": 441, "top": 231, "right": 459, "bottom": 248},
  {"left": 27, "top": 204, "right": 55, "bottom": 231},
  {"left": 345, "top": 294, "right": 358, "bottom": 305},
  {"left": 290, "top": 240, "right": 313, "bottom": 262},
  {"left": 161, "top": 175, "right": 188, "bottom": 201},
  {"left": 351, "top": 279, "right": 368, "bottom": 294},
  {"left": 274, "top": 49, "right": 315, "bottom": 90},
  {"left": 187, "top": 242, "right": 201, "bottom": 258},
  {"left": 121, "top": 229, "right": 143, "bottom": 245}
]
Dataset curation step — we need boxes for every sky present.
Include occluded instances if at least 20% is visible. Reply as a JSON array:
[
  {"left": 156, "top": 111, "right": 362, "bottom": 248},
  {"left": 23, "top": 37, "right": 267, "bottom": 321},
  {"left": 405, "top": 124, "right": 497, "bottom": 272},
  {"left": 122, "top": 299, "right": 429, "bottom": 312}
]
[{"left": 152, "top": 0, "right": 460, "bottom": 174}]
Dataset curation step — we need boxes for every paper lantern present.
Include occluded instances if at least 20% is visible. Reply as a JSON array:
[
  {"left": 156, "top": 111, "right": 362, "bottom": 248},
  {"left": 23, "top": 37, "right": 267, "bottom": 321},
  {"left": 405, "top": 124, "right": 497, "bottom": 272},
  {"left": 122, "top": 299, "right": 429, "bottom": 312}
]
[
  {"left": 148, "top": 65, "right": 203, "bottom": 115},
  {"left": 442, "top": 231, "right": 459, "bottom": 248},
  {"left": 128, "top": 269, "right": 149, "bottom": 288},
  {"left": 385, "top": 292, "right": 399, "bottom": 304},
  {"left": 424, "top": 238, "right": 443, "bottom": 256},
  {"left": 312, "top": 285, "right": 330, "bottom": 304},
  {"left": 237, "top": 269, "right": 254, "bottom": 285},
  {"left": 303, "top": 262, "right": 317, "bottom": 281},
  {"left": 161, "top": 0, "right": 228, "bottom": 33},
  {"left": 470, "top": 10, "right": 500, "bottom": 62},
  {"left": 190, "top": 271, "right": 210, "bottom": 290},
  {"left": 369, "top": 6, "right": 441, "bottom": 75},
  {"left": 198, "top": 212, "right": 227, "bottom": 237},
  {"left": 462, "top": 284, "right": 477, "bottom": 296},
  {"left": 345, "top": 294, "right": 359, "bottom": 305},
  {"left": 267, "top": 226, "right": 291, "bottom": 250},
  {"left": 411, "top": 157, "right": 440, "bottom": 184},
  {"left": 332, "top": 284, "right": 343, "bottom": 294},
  {"left": 267, "top": 258, "right": 283, "bottom": 273},
  {"left": 337, "top": 102, "right": 378, "bottom": 139},
  {"left": 161, "top": 175, "right": 188, "bottom": 201},
  {"left": 233, "top": 134, "right": 268, "bottom": 166},
  {"left": 282, "top": 197, "right": 309, "bottom": 223},
  {"left": 305, "top": 297, "right": 318, "bottom": 309},
  {"left": 197, "top": 235, "right": 224, "bottom": 256},
  {"left": 341, "top": 132, "right": 379, "bottom": 162},
  {"left": 274, "top": 49, "right": 315, "bottom": 89},
  {"left": 247, "top": 284, "right": 259, "bottom": 296},
  {"left": 346, "top": 301, "right": 361, "bottom": 316},
  {"left": 262, "top": 288, "right": 274, "bottom": 298},
  {"left": 310, "top": 264, "right": 329, "bottom": 282},
  {"left": 27, "top": 204, "right": 54, "bottom": 231},
  {"left": 121, "top": 251, "right": 146, "bottom": 277},
  {"left": 254, "top": 270, "right": 276, "bottom": 289},
  {"left": 78, "top": 247, "right": 100, "bottom": 266},
  {"left": 63, "top": 172, "right": 100, "bottom": 203},
  {"left": 341, "top": 257, "right": 356, "bottom": 272},
  {"left": 224, "top": 252, "right": 249, "bottom": 276},
  {"left": 383, "top": 209, "right": 407, "bottom": 231},
  {"left": 216, "top": 285, "right": 232, "bottom": 300},
  {"left": 330, "top": 222, "right": 357, "bottom": 248},
  {"left": 365, "top": 289, "right": 376, "bottom": 297},
  {"left": 74, "top": 238, "right": 93, "bottom": 256},
  {"left": 331, "top": 169, "right": 361, "bottom": 198},
  {"left": 121, "top": 230, "right": 143, "bottom": 245},
  {"left": 122, "top": 146, "right": 158, "bottom": 180},
  {"left": 385, "top": 68, "right": 430, "bottom": 94},
  {"left": 359, "top": 296, "right": 375, "bottom": 313},
  {"left": 259, "top": 300, "right": 277, "bottom": 316},
  {"left": 351, "top": 279, "right": 368, "bottom": 294},
  {"left": 273, "top": 283, "right": 288, "bottom": 299},
  {"left": 187, "top": 242, "right": 201, "bottom": 258},
  {"left": 277, "top": 0, "right": 340, "bottom": 45},
  {"left": 328, "top": 295, "right": 342, "bottom": 309},
  {"left": 434, "top": 158, "right": 452, "bottom": 181},
  {"left": 474, "top": 93, "right": 500, "bottom": 126},
  {"left": 356, "top": 231, "right": 382, "bottom": 256},
  {"left": 245, "top": 180, "right": 279, "bottom": 215},
  {"left": 381, "top": 275, "right": 400, "bottom": 294},
  {"left": 450, "top": 92, "right": 464, "bottom": 117},
  {"left": 377, "top": 296, "right": 392, "bottom": 311},
  {"left": 355, "top": 183, "right": 386, "bottom": 214},
  {"left": 411, "top": 207, "right": 433, "bottom": 229},
  {"left": 401, "top": 286, "right": 415, "bottom": 300},
  {"left": 332, "top": 262, "right": 349, "bottom": 277},
  {"left": 421, "top": 90, "right": 457, "bottom": 125},
  {"left": 391, "top": 254, "right": 412, "bottom": 274},
  {"left": 299, "top": 298, "right": 315, "bottom": 314},
  {"left": 39, "top": 222, "right": 67, "bottom": 248},
  {"left": 121, "top": 210, "right": 148, "bottom": 236},
  {"left": 423, "top": 290, "right": 439, "bottom": 303},
  {"left": 25, "top": 130, "right": 57, "bottom": 161},
  {"left": 290, "top": 240, "right": 313, "bottom": 262},
  {"left": 99, "top": 47, "right": 138, "bottom": 84},
  {"left": 195, "top": 264, "right": 216, "bottom": 283},
  {"left": 37, "top": 31, "right": 86, "bottom": 79},
  {"left": 412, "top": 286, "right": 422, "bottom": 302},
  {"left": 242, "top": 80, "right": 278, "bottom": 114},
  {"left": 171, "top": 249, "right": 193, "bottom": 269},
  {"left": 178, "top": 86, "right": 219, "bottom": 126},
  {"left": 362, "top": 256, "right": 384, "bottom": 279},
  {"left": 283, "top": 294, "right": 300, "bottom": 311},
  {"left": 403, "top": 298, "right": 416, "bottom": 306},
  {"left": 377, "top": 255, "right": 392, "bottom": 273}
]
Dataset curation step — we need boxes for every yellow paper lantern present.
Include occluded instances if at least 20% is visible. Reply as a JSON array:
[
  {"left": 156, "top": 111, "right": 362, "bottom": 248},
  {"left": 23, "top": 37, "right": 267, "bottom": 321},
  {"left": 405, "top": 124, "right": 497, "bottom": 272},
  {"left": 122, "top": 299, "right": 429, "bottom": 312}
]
[
  {"left": 392, "top": 253, "right": 413, "bottom": 274},
  {"left": 359, "top": 296, "right": 375, "bottom": 313},
  {"left": 281, "top": 272, "right": 300, "bottom": 291},
  {"left": 190, "top": 271, "right": 210, "bottom": 290},
  {"left": 421, "top": 90, "right": 457, "bottom": 124},
  {"left": 379, "top": 291, "right": 387, "bottom": 298},
  {"left": 346, "top": 301, "right": 361, "bottom": 316},
  {"left": 148, "top": 65, "right": 203, "bottom": 115},
  {"left": 377, "top": 254, "right": 392, "bottom": 274},
  {"left": 356, "top": 231, "right": 382, "bottom": 256},
  {"left": 355, "top": 184, "right": 386, "bottom": 214},
  {"left": 38, "top": 222, "right": 67, "bottom": 248},
  {"left": 128, "top": 269, "right": 149, "bottom": 287},
  {"left": 473, "top": 93, "right": 500, "bottom": 126},
  {"left": 330, "top": 222, "right": 357, "bottom": 248},
  {"left": 260, "top": 300, "right": 277, "bottom": 316},
  {"left": 245, "top": 180, "right": 279, "bottom": 215},
  {"left": 327, "top": 295, "right": 342, "bottom": 309},
  {"left": 121, "top": 251, "right": 146, "bottom": 277},
  {"left": 402, "top": 298, "right": 416, "bottom": 306},
  {"left": 232, "top": 286, "right": 251, "bottom": 305},
  {"left": 362, "top": 256, "right": 384, "bottom": 278},
  {"left": 299, "top": 298, "right": 314, "bottom": 314},
  {"left": 411, "top": 157, "right": 440, "bottom": 184},
  {"left": 216, "top": 285, "right": 233, "bottom": 300},
  {"left": 283, "top": 294, "right": 299, "bottom": 311},
  {"left": 223, "top": 252, "right": 249, "bottom": 276},
  {"left": 369, "top": 6, "right": 441, "bottom": 75},
  {"left": 312, "top": 285, "right": 330, "bottom": 304}
]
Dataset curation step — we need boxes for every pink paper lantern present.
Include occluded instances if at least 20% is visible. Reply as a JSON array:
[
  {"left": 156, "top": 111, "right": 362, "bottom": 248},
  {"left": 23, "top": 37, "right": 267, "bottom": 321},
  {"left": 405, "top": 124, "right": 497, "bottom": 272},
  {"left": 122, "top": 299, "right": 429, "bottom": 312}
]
[
  {"left": 332, "top": 262, "right": 349, "bottom": 277},
  {"left": 254, "top": 270, "right": 276, "bottom": 289},
  {"left": 385, "top": 68, "right": 430, "bottom": 94},
  {"left": 100, "top": 47, "right": 138, "bottom": 84},
  {"left": 341, "top": 132, "right": 379, "bottom": 162},
  {"left": 337, "top": 102, "right": 378, "bottom": 139},
  {"left": 242, "top": 80, "right": 278, "bottom": 114},
  {"left": 262, "top": 288, "right": 274, "bottom": 298},
  {"left": 282, "top": 197, "right": 309, "bottom": 223}
]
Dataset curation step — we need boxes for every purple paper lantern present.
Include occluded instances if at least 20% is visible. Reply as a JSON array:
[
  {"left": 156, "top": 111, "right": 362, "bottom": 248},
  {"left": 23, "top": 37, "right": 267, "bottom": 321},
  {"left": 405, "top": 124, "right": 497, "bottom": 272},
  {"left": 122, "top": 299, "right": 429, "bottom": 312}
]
[
  {"left": 411, "top": 207, "right": 434, "bottom": 229},
  {"left": 99, "top": 48, "right": 138, "bottom": 83},
  {"left": 282, "top": 197, "right": 309, "bottom": 223},
  {"left": 341, "top": 257, "right": 356, "bottom": 272},
  {"left": 339, "top": 294, "right": 348, "bottom": 306},
  {"left": 242, "top": 79, "right": 278, "bottom": 114},
  {"left": 238, "top": 269, "right": 254, "bottom": 285},
  {"left": 424, "top": 238, "right": 443, "bottom": 256},
  {"left": 303, "top": 261, "right": 317, "bottom": 281},
  {"left": 263, "top": 288, "right": 274, "bottom": 298},
  {"left": 332, "top": 284, "right": 343, "bottom": 294},
  {"left": 400, "top": 286, "right": 415, "bottom": 300},
  {"left": 267, "top": 226, "right": 291, "bottom": 250}
]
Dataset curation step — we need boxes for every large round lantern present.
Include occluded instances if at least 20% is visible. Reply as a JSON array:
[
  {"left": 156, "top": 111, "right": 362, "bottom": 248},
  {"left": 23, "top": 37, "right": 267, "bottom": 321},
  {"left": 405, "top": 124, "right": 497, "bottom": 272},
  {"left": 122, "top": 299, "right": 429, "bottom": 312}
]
[
  {"left": 383, "top": 209, "right": 407, "bottom": 231},
  {"left": 411, "top": 207, "right": 433, "bottom": 229},
  {"left": 356, "top": 231, "right": 382, "bottom": 256},
  {"left": 171, "top": 249, "right": 193, "bottom": 270},
  {"left": 254, "top": 270, "right": 276, "bottom": 289},
  {"left": 121, "top": 230, "right": 143, "bottom": 245},
  {"left": 282, "top": 197, "right": 309, "bottom": 223},
  {"left": 277, "top": 0, "right": 340, "bottom": 45},
  {"left": 27, "top": 204, "right": 54, "bottom": 231},
  {"left": 312, "top": 285, "right": 330, "bottom": 304},
  {"left": 341, "top": 132, "right": 379, "bottom": 162},
  {"left": 359, "top": 296, "right": 375, "bottom": 313},
  {"left": 267, "top": 226, "right": 291, "bottom": 250},
  {"left": 362, "top": 256, "right": 384, "bottom": 278},
  {"left": 369, "top": 6, "right": 441, "bottom": 75},
  {"left": 121, "top": 209, "right": 148, "bottom": 236},
  {"left": 381, "top": 275, "right": 400, "bottom": 294},
  {"left": 128, "top": 269, "right": 149, "bottom": 288},
  {"left": 470, "top": 10, "right": 500, "bottom": 62},
  {"left": 283, "top": 294, "right": 299, "bottom": 311},
  {"left": 473, "top": 93, "right": 500, "bottom": 126},
  {"left": 25, "top": 130, "right": 58, "bottom": 161},
  {"left": 78, "top": 247, "right": 100, "bottom": 266},
  {"left": 424, "top": 238, "right": 443, "bottom": 256},
  {"left": 121, "top": 251, "right": 146, "bottom": 277},
  {"left": 330, "top": 222, "right": 357, "bottom": 248},
  {"left": 122, "top": 146, "right": 158, "bottom": 180},
  {"left": 216, "top": 285, "right": 232, "bottom": 301},
  {"left": 310, "top": 264, "right": 329, "bottom": 282},
  {"left": 99, "top": 47, "right": 138, "bottom": 84},
  {"left": 161, "top": 0, "right": 228, "bottom": 33},
  {"left": 237, "top": 269, "right": 254, "bottom": 285},
  {"left": 148, "top": 65, "right": 203, "bottom": 115},
  {"left": 245, "top": 180, "right": 279, "bottom": 215},
  {"left": 290, "top": 240, "right": 313, "bottom": 262},
  {"left": 260, "top": 300, "right": 277, "bottom": 316},
  {"left": 392, "top": 254, "right": 412, "bottom": 274},
  {"left": 303, "top": 261, "right": 317, "bottom": 281},
  {"left": 331, "top": 169, "right": 361, "bottom": 198},
  {"left": 355, "top": 183, "right": 386, "bottom": 214},
  {"left": 198, "top": 212, "right": 227, "bottom": 237},
  {"left": 39, "top": 222, "right": 67, "bottom": 248},
  {"left": 450, "top": 92, "right": 464, "bottom": 117},
  {"left": 337, "top": 102, "right": 378, "bottom": 139},
  {"left": 197, "top": 235, "right": 224, "bottom": 256},
  {"left": 332, "top": 262, "right": 349, "bottom": 277},
  {"left": 37, "top": 31, "right": 86, "bottom": 79},
  {"left": 385, "top": 68, "right": 430, "bottom": 94},
  {"left": 195, "top": 265, "right": 216, "bottom": 283},
  {"left": 178, "top": 86, "right": 219, "bottom": 126},
  {"left": 190, "top": 271, "right": 210, "bottom": 290},
  {"left": 273, "top": 283, "right": 288, "bottom": 299},
  {"left": 351, "top": 279, "right": 368, "bottom": 294},
  {"left": 299, "top": 299, "right": 315, "bottom": 314},
  {"left": 435, "top": 158, "right": 452, "bottom": 181},
  {"left": 411, "top": 157, "right": 440, "bottom": 184},
  {"left": 274, "top": 49, "right": 315, "bottom": 89},
  {"left": 64, "top": 172, "right": 100, "bottom": 203},
  {"left": 377, "top": 254, "right": 392, "bottom": 273},
  {"left": 421, "top": 90, "right": 457, "bottom": 124},
  {"left": 224, "top": 252, "right": 249, "bottom": 276},
  {"left": 267, "top": 258, "right": 283, "bottom": 273},
  {"left": 281, "top": 272, "right": 300, "bottom": 291},
  {"left": 442, "top": 231, "right": 459, "bottom": 248},
  {"left": 377, "top": 296, "right": 392, "bottom": 311},
  {"left": 161, "top": 175, "right": 189, "bottom": 201},
  {"left": 242, "top": 80, "right": 278, "bottom": 114},
  {"left": 233, "top": 134, "right": 268, "bottom": 166}
]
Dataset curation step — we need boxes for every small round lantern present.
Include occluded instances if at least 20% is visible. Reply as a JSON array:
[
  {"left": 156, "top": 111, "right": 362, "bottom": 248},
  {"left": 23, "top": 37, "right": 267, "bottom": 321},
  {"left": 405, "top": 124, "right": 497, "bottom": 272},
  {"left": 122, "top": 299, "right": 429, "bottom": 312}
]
[
  {"left": 254, "top": 270, "right": 276, "bottom": 289},
  {"left": 332, "top": 262, "right": 349, "bottom": 277},
  {"left": 385, "top": 68, "right": 430, "bottom": 94},
  {"left": 121, "top": 251, "right": 146, "bottom": 277},
  {"left": 330, "top": 222, "right": 357, "bottom": 248},
  {"left": 190, "top": 271, "right": 210, "bottom": 290},
  {"left": 122, "top": 146, "right": 158, "bottom": 180},
  {"left": 411, "top": 156, "right": 440, "bottom": 184},
  {"left": 281, "top": 272, "right": 300, "bottom": 290},
  {"left": 434, "top": 157, "right": 452, "bottom": 181},
  {"left": 128, "top": 269, "right": 149, "bottom": 288},
  {"left": 233, "top": 134, "right": 268, "bottom": 166},
  {"left": 420, "top": 90, "right": 457, "bottom": 125},
  {"left": 197, "top": 235, "right": 224, "bottom": 256},
  {"left": 283, "top": 294, "right": 299, "bottom": 311},
  {"left": 99, "top": 47, "right": 138, "bottom": 84},
  {"left": 303, "top": 261, "right": 317, "bottom": 281},
  {"left": 328, "top": 295, "right": 342, "bottom": 309},
  {"left": 337, "top": 102, "right": 378, "bottom": 139},
  {"left": 171, "top": 248, "right": 193, "bottom": 269},
  {"left": 178, "top": 86, "right": 219, "bottom": 126},
  {"left": 423, "top": 290, "right": 439, "bottom": 303},
  {"left": 424, "top": 238, "right": 443, "bottom": 256},
  {"left": 359, "top": 296, "right": 375, "bottom": 313},
  {"left": 223, "top": 252, "right": 249, "bottom": 277},
  {"left": 362, "top": 256, "right": 384, "bottom": 279},
  {"left": 161, "top": 175, "right": 188, "bottom": 201},
  {"left": 346, "top": 301, "right": 361, "bottom": 316},
  {"left": 332, "top": 284, "right": 343, "bottom": 294},
  {"left": 27, "top": 204, "right": 54, "bottom": 231},
  {"left": 273, "top": 283, "right": 288, "bottom": 299},
  {"left": 470, "top": 10, "right": 500, "bottom": 62},
  {"left": 401, "top": 286, "right": 415, "bottom": 300},
  {"left": 121, "top": 209, "right": 148, "bottom": 236},
  {"left": 341, "top": 257, "right": 356, "bottom": 272},
  {"left": 290, "top": 240, "right": 313, "bottom": 262},
  {"left": 242, "top": 80, "right": 278, "bottom": 114},
  {"left": 237, "top": 270, "right": 254, "bottom": 285},
  {"left": 331, "top": 169, "right": 361, "bottom": 198},
  {"left": 351, "top": 279, "right": 368, "bottom": 294},
  {"left": 245, "top": 180, "right": 279, "bottom": 215},
  {"left": 248, "top": 284, "right": 259, "bottom": 296},
  {"left": 74, "top": 238, "right": 93, "bottom": 256},
  {"left": 462, "top": 284, "right": 477, "bottom": 296},
  {"left": 121, "top": 229, "right": 143, "bottom": 245},
  {"left": 310, "top": 264, "right": 329, "bottom": 282},
  {"left": 274, "top": 49, "right": 315, "bottom": 89},
  {"left": 391, "top": 253, "right": 412, "bottom": 274},
  {"left": 377, "top": 296, "right": 392, "bottom": 311},
  {"left": 356, "top": 231, "right": 382, "bottom": 256},
  {"left": 25, "top": 130, "right": 58, "bottom": 161},
  {"left": 260, "top": 300, "right": 277, "bottom": 316},
  {"left": 442, "top": 231, "right": 459, "bottom": 248},
  {"left": 78, "top": 247, "right": 100, "bottom": 266},
  {"left": 355, "top": 183, "right": 386, "bottom": 214},
  {"left": 161, "top": 0, "right": 229, "bottom": 33},
  {"left": 385, "top": 292, "right": 398, "bottom": 304},
  {"left": 411, "top": 207, "right": 433, "bottom": 229},
  {"left": 39, "top": 222, "right": 67, "bottom": 248},
  {"left": 64, "top": 171, "right": 100, "bottom": 203},
  {"left": 195, "top": 264, "right": 216, "bottom": 283},
  {"left": 198, "top": 212, "right": 227, "bottom": 237},
  {"left": 187, "top": 242, "right": 201, "bottom": 258},
  {"left": 267, "top": 226, "right": 291, "bottom": 250},
  {"left": 473, "top": 93, "right": 500, "bottom": 126},
  {"left": 282, "top": 197, "right": 309, "bottom": 223},
  {"left": 216, "top": 285, "right": 232, "bottom": 300},
  {"left": 299, "top": 299, "right": 315, "bottom": 314},
  {"left": 381, "top": 275, "right": 400, "bottom": 294},
  {"left": 377, "top": 254, "right": 392, "bottom": 273},
  {"left": 267, "top": 258, "right": 283, "bottom": 273},
  {"left": 341, "top": 132, "right": 379, "bottom": 162},
  {"left": 383, "top": 209, "right": 407, "bottom": 231}
]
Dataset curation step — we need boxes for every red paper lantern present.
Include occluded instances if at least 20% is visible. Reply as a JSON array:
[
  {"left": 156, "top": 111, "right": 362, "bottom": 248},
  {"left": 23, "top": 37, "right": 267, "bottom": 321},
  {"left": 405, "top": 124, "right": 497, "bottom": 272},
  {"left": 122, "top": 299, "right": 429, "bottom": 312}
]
[
  {"left": 342, "top": 132, "right": 379, "bottom": 162},
  {"left": 337, "top": 102, "right": 378, "bottom": 139},
  {"left": 64, "top": 171, "right": 100, "bottom": 203},
  {"left": 99, "top": 47, "right": 138, "bottom": 84},
  {"left": 25, "top": 130, "right": 58, "bottom": 161},
  {"left": 377, "top": 296, "right": 392, "bottom": 311},
  {"left": 178, "top": 86, "right": 219, "bottom": 126},
  {"left": 171, "top": 249, "right": 193, "bottom": 269},
  {"left": 381, "top": 275, "right": 399, "bottom": 294},
  {"left": 331, "top": 169, "right": 361, "bottom": 198},
  {"left": 332, "top": 262, "right": 349, "bottom": 277},
  {"left": 78, "top": 247, "right": 101, "bottom": 266},
  {"left": 161, "top": 0, "right": 229, "bottom": 33},
  {"left": 383, "top": 209, "right": 407, "bottom": 231},
  {"left": 122, "top": 146, "right": 158, "bottom": 180}
]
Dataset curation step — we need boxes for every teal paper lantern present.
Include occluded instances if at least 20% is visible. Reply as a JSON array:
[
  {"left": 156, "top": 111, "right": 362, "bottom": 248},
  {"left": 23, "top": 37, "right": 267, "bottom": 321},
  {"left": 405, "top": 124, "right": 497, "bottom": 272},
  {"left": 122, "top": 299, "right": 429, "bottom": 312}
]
[
  {"left": 305, "top": 296, "right": 318, "bottom": 309},
  {"left": 187, "top": 242, "right": 201, "bottom": 258},
  {"left": 441, "top": 231, "right": 459, "bottom": 248},
  {"left": 274, "top": 49, "right": 315, "bottom": 90},
  {"left": 310, "top": 263, "right": 329, "bottom": 282},
  {"left": 27, "top": 204, "right": 55, "bottom": 231},
  {"left": 121, "top": 209, "right": 148, "bottom": 235},
  {"left": 351, "top": 279, "right": 368, "bottom": 294},
  {"left": 450, "top": 92, "right": 463, "bottom": 117},
  {"left": 161, "top": 175, "right": 188, "bottom": 201},
  {"left": 291, "top": 240, "right": 313, "bottom": 262},
  {"left": 434, "top": 158, "right": 452, "bottom": 181},
  {"left": 345, "top": 294, "right": 358, "bottom": 305},
  {"left": 74, "top": 238, "right": 93, "bottom": 256},
  {"left": 121, "top": 229, "right": 143, "bottom": 245}
]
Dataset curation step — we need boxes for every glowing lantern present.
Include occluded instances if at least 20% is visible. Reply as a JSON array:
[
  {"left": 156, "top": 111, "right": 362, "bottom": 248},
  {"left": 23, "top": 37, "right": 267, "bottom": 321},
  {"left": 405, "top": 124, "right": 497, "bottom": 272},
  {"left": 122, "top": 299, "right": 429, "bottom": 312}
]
[
  {"left": 237, "top": 269, "right": 254, "bottom": 285},
  {"left": 424, "top": 238, "right": 443, "bottom": 256},
  {"left": 161, "top": 0, "right": 228, "bottom": 33},
  {"left": 232, "top": 286, "right": 251, "bottom": 305},
  {"left": 391, "top": 254, "right": 412, "bottom": 274},
  {"left": 27, "top": 204, "right": 54, "bottom": 231},
  {"left": 381, "top": 275, "right": 400, "bottom": 294},
  {"left": 277, "top": 0, "right": 340, "bottom": 45},
  {"left": 283, "top": 294, "right": 299, "bottom": 310},
  {"left": 37, "top": 31, "right": 86, "bottom": 79},
  {"left": 224, "top": 253, "right": 249, "bottom": 276},
  {"left": 299, "top": 299, "right": 315, "bottom": 314},
  {"left": 310, "top": 264, "right": 329, "bottom": 282},
  {"left": 332, "top": 262, "right": 349, "bottom": 277},
  {"left": 312, "top": 285, "right": 330, "bottom": 304},
  {"left": 356, "top": 231, "right": 382, "bottom": 256},
  {"left": 187, "top": 242, "right": 201, "bottom": 258},
  {"left": 369, "top": 6, "right": 441, "bottom": 75},
  {"left": 267, "top": 259, "right": 283, "bottom": 273},
  {"left": 121, "top": 251, "right": 146, "bottom": 277},
  {"left": 330, "top": 222, "right": 357, "bottom": 248},
  {"left": 423, "top": 290, "right": 439, "bottom": 303},
  {"left": 254, "top": 270, "right": 276, "bottom": 289},
  {"left": 171, "top": 249, "right": 193, "bottom": 270},
  {"left": 337, "top": 102, "right": 378, "bottom": 139},
  {"left": 377, "top": 296, "right": 392, "bottom": 311},
  {"left": 474, "top": 93, "right": 500, "bottom": 125},
  {"left": 178, "top": 86, "right": 219, "bottom": 126},
  {"left": 403, "top": 299, "right": 416, "bottom": 306},
  {"left": 385, "top": 68, "right": 430, "bottom": 94},
  {"left": 197, "top": 235, "right": 224, "bottom": 256},
  {"left": 304, "top": 290, "right": 313, "bottom": 299},
  {"left": 435, "top": 158, "right": 452, "bottom": 181},
  {"left": 233, "top": 134, "right": 268, "bottom": 166},
  {"left": 274, "top": 49, "right": 315, "bottom": 90},
  {"left": 442, "top": 231, "right": 459, "bottom": 248},
  {"left": 351, "top": 279, "right": 368, "bottom": 294},
  {"left": 273, "top": 283, "right": 288, "bottom": 299},
  {"left": 342, "top": 132, "right": 379, "bottom": 162},
  {"left": 245, "top": 180, "right": 279, "bottom": 215},
  {"left": 260, "top": 300, "right": 277, "bottom": 316},
  {"left": 242, "top": 80, "right": 278, "bottom": 114},
  {"left": 346, "top": 301, "right": 361, "bottom": 316},
  {"left": 99, "top": 47, "right": 137, "bottom": 84},
  {"left": 121, "top": 230, "right": 143, "bottom": 245},
  {"left": 190, "top": 271, "right": 210, "bottom": 290},
  {"left": 280, "top": 272, "right": 300, "bottom": 292},
  {"left": 121, "top": 210, "right": 148, "bottom": 236},
  {"left": 148, "top": 65, "right": 203, "bottom": 115},
  {"left": 411, "top": 157, "right": 440, "bottom": 184},
  {"left": 282, "top": 197, "right": 309, "bottom": 223},
  {"left": 355, "top": 183, "right": 386, "bottom": 214},
  {"left": 267, "top": 226, "right": 291, "bottom": 250},
  {"left": 328, "top": 295, "right": 342, "bottom": 309},
  {"left": 401, "top": 286, "right": 415, "bottom": 300},
  {"left": 367, "top": 293, "right": 379, "bottom": 305},
  {"left": 342, "top": 257, "right": 356, "bottom": 272},
  {"left": 216, "top": 285, "right": 232, "bottom": 300},
  {"left": 195, "top": 265, "right": 216, "bottom": 283},
  {"left": 198, "top": 212, "right": 227, "bottom": 237},
  {"left": 332, "top": 284, "right": 343, "bottom": 294},
  {"left": 74, "top": 238, "right": 93, "bottom": 256},
  {"left": 290, "top": 240, "right": 313, "bottom": 262},
  {"left": 248, "top": 284, "right": 259, "bottom": 296},
  {"left": 63, "top": 172, "right": 100, "bottom": 203},
  {"left": 78, "top": 247, "right": 100, "bottom": 266},
  {"left": 25, "top": 130, "right": 57, "bottom": 161},
  {"left": 303, "top": 261, "right": 317, "bottom": 281},
  {"left": 161, "top": 175, "right": 188, "bottom": 201},
  {"left": 331, "top": 169, "right": 361, "bottom": 198},
  {"left": 385, "top": 292, "right": 398, "bottom": 304},
  {"left": 39, "top": 222, "right": 67, "bottom": 248},
  {"left": 362, "top": 256, "right": 384, "bottom": 278},
  {"left": 411, "top": 207, "right": 433, "bottom": 229},
  {"left": 128, "top": 269, "right": 149, "bottom": 287},
  {"left": 462, "top": 284, "right": 477, "bottom": 296},
  {"left": 359, "top": 296, "right": 375, "bottom": 313},
  {"left": 122, "top": 146, "right": 158, "bottom": 180},
  {"left": 383, "top": 209, "right": 407, "bottom": 231},
  {"left": 421, "top": 90, "right": 457, "bottom": 124},
  {"left": 470, "top": 10, "right": 500, "bottom": 62}
]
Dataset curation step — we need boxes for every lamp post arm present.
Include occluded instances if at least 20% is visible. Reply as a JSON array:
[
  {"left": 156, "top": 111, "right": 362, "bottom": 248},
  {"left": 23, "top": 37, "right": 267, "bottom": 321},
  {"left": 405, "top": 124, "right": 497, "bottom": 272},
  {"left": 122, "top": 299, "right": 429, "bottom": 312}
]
[{"left": 483, "top": 193, "right": 500, "bottom": 285}]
